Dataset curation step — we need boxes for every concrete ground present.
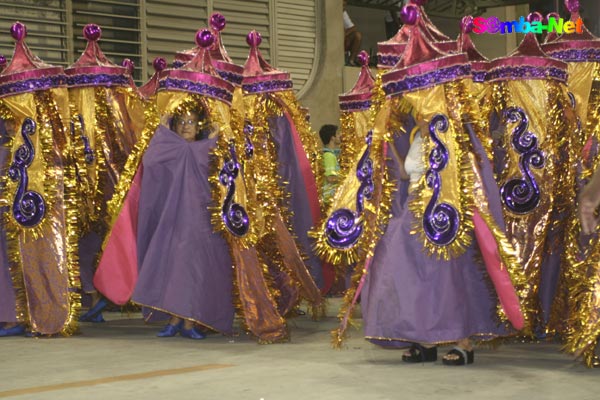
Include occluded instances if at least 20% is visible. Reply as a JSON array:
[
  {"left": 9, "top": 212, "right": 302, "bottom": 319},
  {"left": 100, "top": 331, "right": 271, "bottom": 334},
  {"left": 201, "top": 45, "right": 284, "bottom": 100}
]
[{"left": 1, "top": 299, "right": 599, "bottom": 400}]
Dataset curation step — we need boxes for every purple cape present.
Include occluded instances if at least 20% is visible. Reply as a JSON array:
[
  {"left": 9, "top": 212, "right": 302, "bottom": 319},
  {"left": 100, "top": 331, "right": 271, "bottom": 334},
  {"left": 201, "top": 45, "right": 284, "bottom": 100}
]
[
  {"left": 131, "top": 125, "right": 234, "bottom": 333},
  {"left": 363, "top": 123, "right": 513, "bottom": 346}
]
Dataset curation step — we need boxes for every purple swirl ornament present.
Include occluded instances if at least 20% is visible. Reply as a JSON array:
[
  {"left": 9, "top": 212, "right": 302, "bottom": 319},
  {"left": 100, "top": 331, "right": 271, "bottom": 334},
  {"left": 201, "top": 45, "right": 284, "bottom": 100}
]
[
  {"left": 83, "top": 24, "right": 101, "bottom": 41},
  {"left": 565, "top": 0, "right": 580, "bottom": 14},
  {"left": 461, "top": 16, "right": 474, "bottom": 34},
  {"left": 8, "top": 118, "right": 46, "bottom": 227},
  {"left": 196, "top": 29, "right": 214, "bottom": 48},
  {"left": 325, "top": 130, "right": 374, "bottom": 249},
  {"left": 220, "top": 141, "right": 250, "bottom": 237},
  {"left": 153, "top": 57, "right": 167, "bottom": 72},
  {"left": 500, "top": 107, "right": 544, "bottom": 214},
  {"left": 400, "top": 5, "right": 419, "bottom": 25},
  {"left": 422, "top": 114, "right": 459, "bottom": 246},
  {"left": 10, "top": 22, "right": 26, "bottom": 41},
  {"left": 210, "top": 13, "right": 227, "bottom": 32},
  {"left": 246, "top": 31, "right": 262, "bottom": 47}
]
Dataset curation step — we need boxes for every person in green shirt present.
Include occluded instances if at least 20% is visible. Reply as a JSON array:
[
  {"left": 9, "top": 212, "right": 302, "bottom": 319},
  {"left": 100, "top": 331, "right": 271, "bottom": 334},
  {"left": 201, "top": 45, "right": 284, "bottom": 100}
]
[{"left": 319, "top": 124, "right": 341, "bottom": 205}]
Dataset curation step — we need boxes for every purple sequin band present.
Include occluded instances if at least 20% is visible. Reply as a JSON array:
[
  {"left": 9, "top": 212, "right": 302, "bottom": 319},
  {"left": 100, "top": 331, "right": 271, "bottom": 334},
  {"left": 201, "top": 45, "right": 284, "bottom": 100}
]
[
  {"left": 472, "top": 71, "right": 487, "bottom": 82},
  {"left": 217, "top": 70, "right": 244, "bottom": 85},
  {"left": 378, "top": 54, "right": 399, "bottom": 67},
  {"left": 546, "top": 48, "right": 600, "bottom": 62},
  {"left": 172, "top": 60, "right": 185, "bottom": 68},
  {"left": 66, "top": 74, "right": 129, "bottom": 88},
  {"left": 486, "top": 66, "right": 567, "bottom": 82},
  {"left": 159, "top": 77, "right": 233, "bottom": 103},
  {"left": 383, "top": 64, "right": 470, "bottom": 95},
  {"left": 340, "top": 100, "right": 372, "bottom": 112},
  {"left": 242, "top": 79, "right": 293, "bottom": 94},
  {"left": 0, "top": 75, "right": 66, "bottom": 97}
]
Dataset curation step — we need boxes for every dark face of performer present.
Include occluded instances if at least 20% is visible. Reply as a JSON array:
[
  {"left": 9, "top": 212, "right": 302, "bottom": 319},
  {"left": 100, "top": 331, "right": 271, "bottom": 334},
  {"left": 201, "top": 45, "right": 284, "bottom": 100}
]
[{"left": 173, "top": 111, "right": 200, "bottom": 142}]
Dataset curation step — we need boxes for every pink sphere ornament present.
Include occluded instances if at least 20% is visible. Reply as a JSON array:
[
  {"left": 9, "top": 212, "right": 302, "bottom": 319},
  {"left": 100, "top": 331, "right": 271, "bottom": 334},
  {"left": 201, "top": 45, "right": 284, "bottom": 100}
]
[
  {"left": 153, "top": 57, "right": 167, "bottom": 72},
  {"left": 565, "top": 0, "right": 580, "bottom": 14},
  {"left": 357, "top": 51, "right": 369, "bottom": 66},
  {"left": 10, "top": 22, "right": 26, "bottom": 41},
  {"left": 400, "top": 5, "right": 419, "bottom": 25},
  {"left": 83, "top": 24, "right": 101, "bottom": 41},
  {"left": 461, "top": 16, "right": 474, "bottom": 33},
  {"left": 195, "top": 29, "right": 214, "bottom": 48},
  {"left": 246, "top": 31, "right": 262, "bottom": 47},
  {"left": 210, "top": 13, "right": 226, "bottom": 32}
]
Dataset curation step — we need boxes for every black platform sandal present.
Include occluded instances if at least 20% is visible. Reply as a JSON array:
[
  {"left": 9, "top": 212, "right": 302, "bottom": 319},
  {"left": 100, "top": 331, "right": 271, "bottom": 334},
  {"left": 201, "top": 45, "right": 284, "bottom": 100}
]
[
  {"left": 442, "top": 347, "right": 474, "bottom": 366},
  {"left": 401, "top": 343, "right": 437, "bottom": 363}
]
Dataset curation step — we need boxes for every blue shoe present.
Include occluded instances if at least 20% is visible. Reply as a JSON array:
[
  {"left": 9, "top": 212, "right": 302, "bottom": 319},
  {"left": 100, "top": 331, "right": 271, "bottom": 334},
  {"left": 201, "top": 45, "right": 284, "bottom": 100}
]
[
  {"left": 157, "top": 321, "right": 183, "bottom": 337},
  {"left": 80, "top": 298, "right": 108, "bottom": 322},
  {"left": 180, "top": 326, "right": 206, "bottom": 340},
  {"left": 0, "top": 324, "right": 26, "bottom": 337},
  {"left": 88, "top": 312, "right": 105, "bottom": 323}
]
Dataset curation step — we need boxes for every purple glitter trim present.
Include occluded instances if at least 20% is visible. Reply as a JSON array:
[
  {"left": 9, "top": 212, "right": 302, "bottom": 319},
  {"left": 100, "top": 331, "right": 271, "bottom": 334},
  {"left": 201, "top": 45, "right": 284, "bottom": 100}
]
[
  {"left": 67, "top": 74, "right": 129, "bottom": 88},
  {"left": 500, "top": 107, "right": 544, "bottom": 214},
  {"left": 0, "top": 75, "right": 66, "bottom": 97},
  {"left": 217, "top": 70, "right": 243, "bottom": 85},
  {"left": 159, "top": 77, "right": 233, "bottom": 103},
  {"left": 422, "top": 114, "right": 460, "bottom": 246},
  {"left": 383, "top": 64, "right": 470, "bottom": 95},
  {"left": 325, "top": 130, "right": 373, "bottom": 249},
  {"left": 546, "top": 48, "right": 600, "bottom": 62},
  {"left": 220, "top": 141, "right": 250, "bottom": 237},
  {"left": 472, "top": 71, "right": 487, "bottom": 82},
  {"left": 8, "top": 118, "right": 46, "bottom": 227},
  {"left": 378, "top": 54, "right": 400, "bottom": 67},
  {"left": 242, "top": 79, "right": 293, "bottom": 94},
  {"left": 172, "top": 60, "right": 185, "bottom": 69},
  {"left": 340, "top": 100, "right": 372, "bottom": 112},
  {"left": 486, "top": 66, "right": 567, "bottom": 82}
]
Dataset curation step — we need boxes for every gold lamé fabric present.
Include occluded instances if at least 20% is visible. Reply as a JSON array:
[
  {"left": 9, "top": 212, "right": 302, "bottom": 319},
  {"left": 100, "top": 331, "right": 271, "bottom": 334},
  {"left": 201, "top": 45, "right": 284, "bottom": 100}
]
[
  {"left": 69, "top": 86, "right": 145, "bottom": 233},
  {"left": 0, "top": 88, "right": 80, "bottom": 335},
  {"left": 490, "top": 79, "right": 572, "bottom": 330}
]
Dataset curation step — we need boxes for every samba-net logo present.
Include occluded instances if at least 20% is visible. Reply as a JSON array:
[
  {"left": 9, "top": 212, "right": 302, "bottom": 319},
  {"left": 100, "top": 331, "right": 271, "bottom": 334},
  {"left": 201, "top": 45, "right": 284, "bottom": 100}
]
[{"left": 473, "top": 16, "right": 583, "bottom": 34}]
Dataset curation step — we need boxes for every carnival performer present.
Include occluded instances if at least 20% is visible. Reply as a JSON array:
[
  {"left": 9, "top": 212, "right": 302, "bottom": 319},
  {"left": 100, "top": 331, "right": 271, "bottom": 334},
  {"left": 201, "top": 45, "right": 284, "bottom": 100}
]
[
  {"left": 65, "top": 24, "right": 146, "bottom": 323},
  {"left": 486, "top": 13, "right": 576, "bottom": 337},
  {"left": 542, "top": 0, "right": 600, "bottom": 368},
  {"left": 0, "top": 23, "right": 80, "bottom": 337},
  {"left": 241, "top": 30, "right": 329, "bottom": 293},
  {"left": 315, "top": 4, "right": 525, "bottom": 365},
  {"left": 94, "top": 29, "right": 321, "bottom": 342}
]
